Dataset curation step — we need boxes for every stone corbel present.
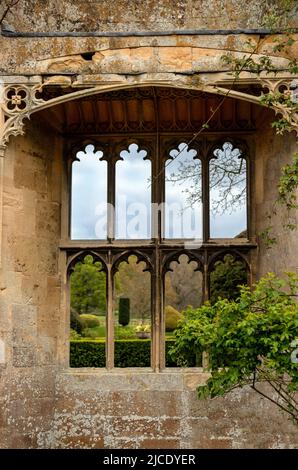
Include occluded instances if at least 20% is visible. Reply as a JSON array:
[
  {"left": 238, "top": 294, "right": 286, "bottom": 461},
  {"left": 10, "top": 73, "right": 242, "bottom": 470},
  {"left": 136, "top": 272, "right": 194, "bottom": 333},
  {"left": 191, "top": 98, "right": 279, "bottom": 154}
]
[{"left": 0, "top": 81, "right": 46, "bottom": 148}]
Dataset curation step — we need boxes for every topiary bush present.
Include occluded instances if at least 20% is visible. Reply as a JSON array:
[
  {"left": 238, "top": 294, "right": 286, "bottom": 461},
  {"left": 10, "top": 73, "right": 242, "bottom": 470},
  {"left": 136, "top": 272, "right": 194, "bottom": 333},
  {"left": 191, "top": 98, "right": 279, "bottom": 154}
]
[
  {"left": 165, "top": 305, "right": 182, "bottom": 332},
  {"left": 80, "top": 314, "right": 101, "bottom": 328},
  {"left": 70, "top": 308, "right": 86, "bottom": 334},
  {"left": 118, "top": 298, "right": 130, "bottom": 326}
]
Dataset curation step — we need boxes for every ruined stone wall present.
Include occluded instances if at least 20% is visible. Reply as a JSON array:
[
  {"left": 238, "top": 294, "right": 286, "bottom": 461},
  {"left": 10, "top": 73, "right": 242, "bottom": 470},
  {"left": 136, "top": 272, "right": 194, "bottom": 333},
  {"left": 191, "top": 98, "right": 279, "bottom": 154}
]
[
  {"left": 254, "top": 117, "right": 298, "bottom": 277},
  {"left": 0, "top": 120, "right": 62, "bottom": 447},
  {"left": 2, "top": 0, "right": 297, "bottom": 33},
  {"left": 0, "top": 0, "right": 298, "bottom": 450}
]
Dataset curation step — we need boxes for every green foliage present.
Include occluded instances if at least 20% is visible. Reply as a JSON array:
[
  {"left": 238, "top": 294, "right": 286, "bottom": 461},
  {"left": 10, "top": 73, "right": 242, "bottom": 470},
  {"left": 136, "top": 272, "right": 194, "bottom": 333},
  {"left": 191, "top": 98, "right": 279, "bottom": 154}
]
[
  {"left": 70, "top": 255, "right": 106, "bottom": 315},
  {"left": 81, "top": 325, "right": 106, "bottom": 339},
  {"left": 259, "top": 225, "right": 277, "bottom": 248},
  {"left": 210, "top": 255, "right": 248, "bottom": 304},
  {"left": 115, "top": 325, "right": 136, "bottom": 340},
  {"left": 70, "top": 307, "right": 86, "bottom": 334},
  {"left": 70, "top": 340, "right": 106, "bottom": 368},
  {"left": 70, "top": 339, "right": 182, "bottom": 367},
  {"left": 79, "top": 313, "right": 101, "bottom": 328},
  {"left": 170, "top": 273, "right": 298, "bottom": 424},
  {"left": 278, "top": 151, "right": 298, "bottom": 210},
  {"left": 118, "top": 297, "right": 130, "bottom": 326},
  {"left": 165, "top": 305, "right": 182, "bottom": 332},
  {"left": 69, "top": 328, "right": 81, "bottom": 340},
  {"left": 114, "top": 339, "right": 151, "bottom": 367}
]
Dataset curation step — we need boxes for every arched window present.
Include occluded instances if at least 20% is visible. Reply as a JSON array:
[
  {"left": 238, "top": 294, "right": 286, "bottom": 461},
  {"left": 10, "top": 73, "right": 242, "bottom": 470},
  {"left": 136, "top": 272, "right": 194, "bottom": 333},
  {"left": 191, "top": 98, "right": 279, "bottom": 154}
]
[
  {"left": 114, "top": 255, "right": 151, "bottom": 367},
  {"left": 209, "top": 253, "right": 248, "bottom": 304},
  {"left": 69, "top": 254, "right": 106, "bottom": 368},
  {"left": 209, "top": 142, "right": 247, "bottom": 239},
  {"left": 66, "top": 87, "right": 254, "bottom": 371},
  {"left": 116, "top": 143, "right": 151, "bottom": 239},
  {"left": 165, "top": 143, "right": 202, "bottom": 239},
  {"left": 71, "top": 144, "right": 107, "bottom": 240},
  {"left": 164, "top": 254, "right": 203, "bottom": 367}
]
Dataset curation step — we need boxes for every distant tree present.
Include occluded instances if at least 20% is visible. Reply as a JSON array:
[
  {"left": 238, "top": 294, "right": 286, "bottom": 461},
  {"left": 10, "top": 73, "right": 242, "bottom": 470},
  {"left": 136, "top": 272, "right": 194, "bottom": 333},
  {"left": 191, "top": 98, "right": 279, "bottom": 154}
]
[
  {"left": 70, "top": 255, "right": 106, "bottom": 315},
  {"left": 115, "top": 256, "right": 150, "bottom": 321},
  {"left": 119, "top": 298, "right": 130, "bottom": 326},
  {"left": 210, "top": 254, "right": 248, "bottom": 304},
  {"left": 165, "top": 255, "right": 203, "bottom": 311}
]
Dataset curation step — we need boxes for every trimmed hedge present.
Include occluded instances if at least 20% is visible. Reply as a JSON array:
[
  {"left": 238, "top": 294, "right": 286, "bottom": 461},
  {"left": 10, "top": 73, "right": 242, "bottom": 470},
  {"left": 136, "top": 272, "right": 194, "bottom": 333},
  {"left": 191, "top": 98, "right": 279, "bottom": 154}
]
[
  {"left": 70, "top": 340, "right": 106, "bottom": 368},
  {"left": 70, "top": 339, "right": 200, "bottom": 368}
]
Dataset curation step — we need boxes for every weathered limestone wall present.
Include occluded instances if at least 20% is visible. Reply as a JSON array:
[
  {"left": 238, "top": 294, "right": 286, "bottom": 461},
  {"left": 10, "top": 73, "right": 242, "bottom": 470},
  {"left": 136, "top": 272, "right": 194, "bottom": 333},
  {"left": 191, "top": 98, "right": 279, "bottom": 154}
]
[
  {"left": 2, "top": 0, "right": 297, "bottom": 33},
  {"left": 0, "top": 119, "right": 62, "bottom": 447},
  {"left": 42, "top": 372, "right": 297, "bottom": 449},
  {"left": 254, "top": 117, "right": 298, "bottom": 277}
]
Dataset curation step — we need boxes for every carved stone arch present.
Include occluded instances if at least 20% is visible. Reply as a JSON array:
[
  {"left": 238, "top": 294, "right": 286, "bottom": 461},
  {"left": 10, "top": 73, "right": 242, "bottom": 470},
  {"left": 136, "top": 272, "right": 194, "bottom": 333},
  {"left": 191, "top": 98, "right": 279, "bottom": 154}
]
[
  {"left": 66, "top": 139, "right": 109, "bottom": 164},
  {"left": 207, "top": 137, "right": 250, "bottom": 162},
  {"left": 2, "top": 79, "right": 297, "bottom": 152},
  {"left": 112, "top": 249, "right": 153, "bottom": 275},
  {"left": 161, "top": 137, "right": 202, "bottom": 164},
  {"left": 113, "top": 138, "right": 154, "bottom": 163},
  {"left": 162, "top": 250, "right": 203, "bottom": 276},
  {"left": 207, "top": 249, "right": 250, "bottom": 273},
  {"left": 67, "top": 250, "right": 108, "bottom": 277}
]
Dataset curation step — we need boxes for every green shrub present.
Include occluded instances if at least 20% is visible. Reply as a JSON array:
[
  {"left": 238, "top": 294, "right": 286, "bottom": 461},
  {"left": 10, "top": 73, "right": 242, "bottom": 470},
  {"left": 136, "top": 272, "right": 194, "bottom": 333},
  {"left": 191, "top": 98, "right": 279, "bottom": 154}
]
[
  {"left": 69, "top": 328, "right": 81, "bottom": 340},
  {"left": 80, "top": 314, "right": 101, "bottom": 328},
  {"left": 81, "top": 327, "right": 105, "bottom": 339},
  {"left": 70, "top": 308, "right": 86, "bottom": 334},
  {"left": 169, "top": 273, "right": 298, "bottom": 424},
  {"left": 165, "top": 305, "right": 182, "bottom": 332},
  {"left": 70, "top": 339, "right": 191, "bottom": 368},
  {"left": 118, "top": 298, "right": 130, "bottom": 326},
  {"left": 70, "top": 255, "right": 106, "bottom": 315},
  {"left": 115, "top": 325, "right": 136, "bottom": 340},
  {"left": 165, "top": 340, "right": 199, "bottom": 367}
]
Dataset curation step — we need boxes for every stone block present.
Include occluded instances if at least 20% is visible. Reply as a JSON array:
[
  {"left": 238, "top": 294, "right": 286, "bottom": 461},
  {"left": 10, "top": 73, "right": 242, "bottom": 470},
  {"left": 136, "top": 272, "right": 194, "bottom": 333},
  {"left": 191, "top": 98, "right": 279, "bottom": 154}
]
[
  {"left": 13, "top": 347, "right": 36, "bottom": 367},
  {"left": 35, "top": 201, "right": 60, "bottom": 239},
  {"left": 140, "top": 438, "right": 180, "bottom": 449},
  {"left": 158, "top": 47, "right": 192, "bottom": 71}
]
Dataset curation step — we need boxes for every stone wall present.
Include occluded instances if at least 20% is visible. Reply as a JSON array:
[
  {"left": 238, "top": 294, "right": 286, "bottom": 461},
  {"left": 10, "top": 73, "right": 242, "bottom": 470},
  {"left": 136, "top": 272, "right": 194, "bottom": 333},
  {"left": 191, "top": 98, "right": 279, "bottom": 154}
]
[
  {"left": 1, "top": 0, "right": 297, "bottom": 33},
  {"left": 255, "top": 117, "right": 298, "bottom": 277},
  {"left": 0, "top": 120, "right": 61, "bottom": 447}
]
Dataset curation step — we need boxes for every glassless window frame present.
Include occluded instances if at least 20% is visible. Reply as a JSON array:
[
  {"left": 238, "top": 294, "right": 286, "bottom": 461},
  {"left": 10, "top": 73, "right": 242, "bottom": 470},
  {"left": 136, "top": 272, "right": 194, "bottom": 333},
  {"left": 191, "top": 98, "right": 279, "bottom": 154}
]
[{"left": 62, "top": 135, "right": 254, "bottom": 371}]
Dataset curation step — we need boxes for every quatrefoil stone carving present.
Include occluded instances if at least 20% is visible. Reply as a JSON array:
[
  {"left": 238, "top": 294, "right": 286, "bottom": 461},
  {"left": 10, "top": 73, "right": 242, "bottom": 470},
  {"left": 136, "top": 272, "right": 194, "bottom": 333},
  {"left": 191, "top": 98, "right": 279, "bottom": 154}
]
[{"left": 5, "top": 87, "right": 28, "bottom": 112}]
